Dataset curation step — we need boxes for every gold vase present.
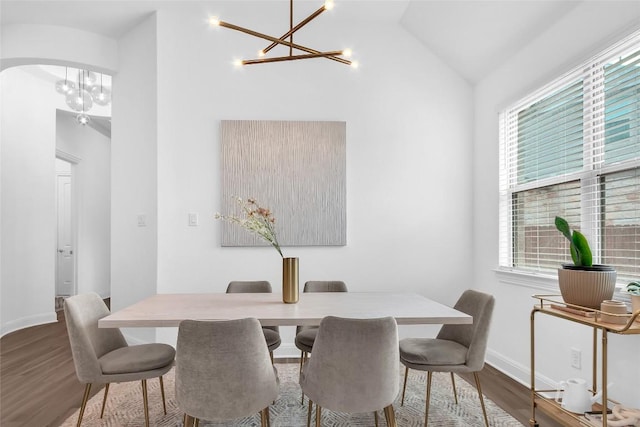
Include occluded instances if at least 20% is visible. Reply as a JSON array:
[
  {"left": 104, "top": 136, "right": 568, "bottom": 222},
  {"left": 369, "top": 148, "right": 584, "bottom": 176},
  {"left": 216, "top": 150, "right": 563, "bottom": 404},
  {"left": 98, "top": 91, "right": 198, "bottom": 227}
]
[{"left": 282, "top": 257, "right": 299, "bottom": 304}]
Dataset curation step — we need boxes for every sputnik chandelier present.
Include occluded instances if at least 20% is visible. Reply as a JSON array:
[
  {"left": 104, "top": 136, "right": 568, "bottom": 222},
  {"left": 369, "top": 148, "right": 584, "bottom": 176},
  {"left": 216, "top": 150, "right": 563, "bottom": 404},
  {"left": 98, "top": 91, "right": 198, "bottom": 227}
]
[
  {"left": 55, "top": 67, "right": 111, "bottom": 125},
  {"left": 209, "top": 0, "right": 357, "bottom": 68}
]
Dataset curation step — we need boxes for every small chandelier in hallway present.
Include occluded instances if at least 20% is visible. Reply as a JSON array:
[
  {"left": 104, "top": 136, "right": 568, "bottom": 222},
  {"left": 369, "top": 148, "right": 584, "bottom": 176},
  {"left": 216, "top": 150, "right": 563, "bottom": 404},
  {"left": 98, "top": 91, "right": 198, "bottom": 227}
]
[{"left": 55, "top": 68, "right": 111, "bottom": 125}]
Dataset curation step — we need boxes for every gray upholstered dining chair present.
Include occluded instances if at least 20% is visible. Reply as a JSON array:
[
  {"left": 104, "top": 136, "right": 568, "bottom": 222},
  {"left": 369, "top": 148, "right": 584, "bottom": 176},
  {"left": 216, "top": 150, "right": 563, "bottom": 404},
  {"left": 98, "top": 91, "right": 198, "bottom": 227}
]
[
  {"left": 300, "top": 316, "right": 399, "bottom": 427},
  {"left": 64, "top": 293, "right": 175, "bottom": 427},
  {"left": 295, "top": 281, "right": 347, "bottom": 403},
  {"left": 175, "top": 318, "right": 279, "bottom": 427},
  {"left": 399, "top": 289, "right": 495, "bottom": 427},
  {"left": 226, "top": 281, "right": 281, "bottom": 362}
]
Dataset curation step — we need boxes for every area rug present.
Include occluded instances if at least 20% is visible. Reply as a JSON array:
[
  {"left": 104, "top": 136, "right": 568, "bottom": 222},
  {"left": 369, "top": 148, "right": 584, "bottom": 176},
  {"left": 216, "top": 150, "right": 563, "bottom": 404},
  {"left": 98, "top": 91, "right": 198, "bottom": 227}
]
[{"left": 61, "top": 363, "right": 523, "bottom": 426}]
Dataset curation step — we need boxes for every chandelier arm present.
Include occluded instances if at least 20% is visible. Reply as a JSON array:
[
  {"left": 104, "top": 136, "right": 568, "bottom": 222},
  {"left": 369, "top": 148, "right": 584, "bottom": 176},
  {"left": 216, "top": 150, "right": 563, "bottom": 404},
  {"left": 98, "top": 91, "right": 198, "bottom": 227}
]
[
  {"left": 262, "top": 5, "right": 326, "bottom": 56},
  {"left": 219, "top": 20, "right": 348, "bottom": 65},
  {"left": 242, "top": 51, "right": 348, "bottom": 65}
]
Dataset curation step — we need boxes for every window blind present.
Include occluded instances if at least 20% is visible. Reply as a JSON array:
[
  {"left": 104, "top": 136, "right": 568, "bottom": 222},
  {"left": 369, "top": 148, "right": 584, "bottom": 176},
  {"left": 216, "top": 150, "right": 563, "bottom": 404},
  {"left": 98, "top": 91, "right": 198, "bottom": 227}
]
[
  {"left": 601, "top": 47, "right": 640, "bottom": 281},
  {"left": 499, "top": 31, "right": 640, "bottom": 283},
  {"left": 605, "top": 47, "right": 640, "bottom": 164},
  {"left": 517, "top": 81, "right": 583, "bottom": 184}
]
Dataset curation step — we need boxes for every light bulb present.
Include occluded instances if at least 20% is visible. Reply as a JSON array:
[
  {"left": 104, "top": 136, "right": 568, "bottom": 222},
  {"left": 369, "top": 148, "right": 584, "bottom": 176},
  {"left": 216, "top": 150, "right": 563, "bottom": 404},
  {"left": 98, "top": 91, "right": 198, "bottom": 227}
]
[
  {"left": 65, "top": 89, "right": 93, "bottom": 112},
  {"left": 342, "top": 49, "right": 352, "bottom": 58},
  {"left": 351, "top": 61, "right": 359, "bottom": 69},
  {"left": 258, "top": 50, "right": 266, "bottom": 57},
  {"left": 209, "top": 16, "right": 221, "bottom": 26},
  {"left": 55, "top": 79, "right": 76, "bottom": 95},
  {"left": 233, "top": 59, "right": 244, "bottom": 68},
  {"left": 79, "top": 70, "right": 98, "bottom": 87},
  {"left": 76, "top": 113, "right": 91, "bottom": 125},
  {"left": 90, "top": 86, "right": 112, "bottom": 106},
  {"left": 324, "top": 0, "right": 334, "bottom": 10}
]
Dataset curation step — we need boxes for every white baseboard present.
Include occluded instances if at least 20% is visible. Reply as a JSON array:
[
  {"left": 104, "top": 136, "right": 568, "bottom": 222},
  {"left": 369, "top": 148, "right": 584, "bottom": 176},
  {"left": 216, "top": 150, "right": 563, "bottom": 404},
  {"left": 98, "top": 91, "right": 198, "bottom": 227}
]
[
  {"left": 0, "top": 312, "right": 58, "bottom": 338},
  {"left": 486, "top": 348, "right": 558, "bottom": 392},
  {"left": 273, "top": 343, "right": 300, "bottom": 359}
]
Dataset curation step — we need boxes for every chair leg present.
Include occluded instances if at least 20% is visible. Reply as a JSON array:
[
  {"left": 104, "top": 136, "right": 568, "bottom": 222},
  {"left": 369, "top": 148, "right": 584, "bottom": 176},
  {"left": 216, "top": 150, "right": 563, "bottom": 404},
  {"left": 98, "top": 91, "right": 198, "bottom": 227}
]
[
  {"left": 473, "top": 372, "right": 490, "bottom": 427},
  {"left": 141, "top": 379, "right": 150, "bottom": 427},
  {"left": 270, "top": 351, "right": 274, "bottom": 365},
  {"left": 260, "top": 407, "right": 268, "bottom": 427},
  {"left": 401, "top": 366, "right": 409, "bottom": 406},
  {"left": 384, "top": 405, "right": 398, "bottom": 427},
  {"left": 307, "top": 400, "right": 313, "bottom": 427},
  {"left": 300, "top": 351, "right": 307, "bottom": 404},
  {"left": 76, "top": 383, "right": 92, "bottom": 427},
  {"left": 450, "top": 372, "right": 458, "bottom": 404},
  {"left": 315, "top": 404, "right": 322, "bottom": 427},
  {"left": 100, "top": 383, "right": 110, "bottom": 418},
  {"left": 424, "top": 371, "right": 433, "bottom": 427},
  {"left": 159, "top": 376, "right": 167, "bottom": 415},
  {"left": 374, "top": 410, "right": 379, "bottom": 427}
]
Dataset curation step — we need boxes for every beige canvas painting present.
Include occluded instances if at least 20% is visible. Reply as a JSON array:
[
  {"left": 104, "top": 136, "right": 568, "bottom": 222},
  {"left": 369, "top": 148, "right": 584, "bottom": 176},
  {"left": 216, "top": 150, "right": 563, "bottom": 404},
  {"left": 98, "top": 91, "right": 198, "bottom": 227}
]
[{"left": 220, "top": 120, "right": 346, "bottom": 247}]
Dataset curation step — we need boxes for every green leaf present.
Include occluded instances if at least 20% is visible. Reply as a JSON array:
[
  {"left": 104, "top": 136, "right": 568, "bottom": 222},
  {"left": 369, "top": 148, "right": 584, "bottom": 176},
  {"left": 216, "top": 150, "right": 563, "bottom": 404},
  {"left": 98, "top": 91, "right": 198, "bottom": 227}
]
[
  {"left": 555, "top": 216, "right": 572, "bottom": 241},
  {"left": 572, "top": 231, "right": 593, "bottom": 267},
  {"left": 627, "top": 282, "right": 640, "bottom": 295},
  {"left": 569, "top": 242, "right": 580, "bottom": 265}
]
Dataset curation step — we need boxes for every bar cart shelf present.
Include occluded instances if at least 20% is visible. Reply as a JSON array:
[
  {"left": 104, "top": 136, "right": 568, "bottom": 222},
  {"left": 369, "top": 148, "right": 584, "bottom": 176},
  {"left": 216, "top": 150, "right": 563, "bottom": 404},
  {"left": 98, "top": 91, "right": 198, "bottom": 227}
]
[{"left": 530, "top": 294, "right": 640, "bottom": 427}]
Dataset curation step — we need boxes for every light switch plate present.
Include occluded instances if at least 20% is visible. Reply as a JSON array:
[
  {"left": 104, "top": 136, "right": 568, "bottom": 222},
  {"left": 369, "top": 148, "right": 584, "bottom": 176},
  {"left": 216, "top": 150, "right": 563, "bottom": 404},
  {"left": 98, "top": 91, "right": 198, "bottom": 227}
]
[
  {"left": 188, "top": 212, "right": 198, "bottom": 226},
  {"left": 137, "top": 214, "right": 147, "bottom": 227}
]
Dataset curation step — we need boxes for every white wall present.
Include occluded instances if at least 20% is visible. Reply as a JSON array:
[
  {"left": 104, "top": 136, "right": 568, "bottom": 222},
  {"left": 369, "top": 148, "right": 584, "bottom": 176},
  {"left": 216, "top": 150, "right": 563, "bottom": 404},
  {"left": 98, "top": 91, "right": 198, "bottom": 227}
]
[
  {"left": 0, "top": 68, "right": 57, "bottom": 335},
  {"left": 56, "top": 112, "right": 111, "bottom": 298},
  {"left": 473, "top": 1, "right": 640, "bottom": 407},
  {"left": 0, "top": 24, "right": 117, "bottom": 73},
  {"left": 152, "top": 3, "right": 474, "bottom": 354},
  {"left": 0, "top": 66, "right": 113, "bottom": 336},
  {"left": 110, "top": 13, "right": 158, "bottom": 344}
]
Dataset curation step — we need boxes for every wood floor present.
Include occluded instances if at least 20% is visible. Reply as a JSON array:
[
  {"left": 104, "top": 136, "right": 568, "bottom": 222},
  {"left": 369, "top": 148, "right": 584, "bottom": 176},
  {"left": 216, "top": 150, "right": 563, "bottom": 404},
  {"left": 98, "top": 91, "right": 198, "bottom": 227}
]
[{"left": 1, "top": 309, "right": 561, "bottom": 427}]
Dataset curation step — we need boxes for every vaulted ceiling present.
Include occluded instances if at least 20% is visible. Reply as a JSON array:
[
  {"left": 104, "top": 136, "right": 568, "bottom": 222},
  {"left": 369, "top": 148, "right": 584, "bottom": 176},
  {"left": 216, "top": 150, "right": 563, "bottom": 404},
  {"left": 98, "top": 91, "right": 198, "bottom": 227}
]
[
  {"left": 1, "top": 0, "right": 583, "bottom": 83},
  {"left": 400, "top": 1, "right": 581, "bottom": 82}
]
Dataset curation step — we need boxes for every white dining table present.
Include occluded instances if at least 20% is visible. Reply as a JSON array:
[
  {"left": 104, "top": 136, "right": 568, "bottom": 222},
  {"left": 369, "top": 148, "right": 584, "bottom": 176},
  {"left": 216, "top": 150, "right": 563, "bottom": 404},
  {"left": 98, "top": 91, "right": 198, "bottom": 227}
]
[{"left": 98, "top": 292, "right": 472, "bottom": 328}]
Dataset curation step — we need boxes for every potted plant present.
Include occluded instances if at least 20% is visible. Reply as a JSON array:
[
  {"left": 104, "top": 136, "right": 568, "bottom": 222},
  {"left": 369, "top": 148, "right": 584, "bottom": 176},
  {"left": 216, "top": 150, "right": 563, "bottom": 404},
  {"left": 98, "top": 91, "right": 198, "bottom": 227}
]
[
  {"left": 554, "top": 216, "right": 616, "bottom": 308},
  {"left": 627, "top": 282, "right": 640, "bottom": 316}
]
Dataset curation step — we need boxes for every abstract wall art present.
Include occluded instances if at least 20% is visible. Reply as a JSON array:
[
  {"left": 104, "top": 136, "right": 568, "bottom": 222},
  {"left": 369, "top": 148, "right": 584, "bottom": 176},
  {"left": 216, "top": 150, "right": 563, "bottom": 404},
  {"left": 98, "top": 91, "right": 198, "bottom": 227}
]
[{"left": 220, "top": 120, "right": 346, "bottom": 247}]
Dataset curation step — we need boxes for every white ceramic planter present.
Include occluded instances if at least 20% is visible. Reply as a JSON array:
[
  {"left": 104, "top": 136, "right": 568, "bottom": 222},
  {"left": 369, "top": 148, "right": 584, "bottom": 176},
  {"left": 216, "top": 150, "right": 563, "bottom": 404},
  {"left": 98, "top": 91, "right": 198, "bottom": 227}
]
[{"left": 557, "top": 268, "right": 617, "bottom": 309}]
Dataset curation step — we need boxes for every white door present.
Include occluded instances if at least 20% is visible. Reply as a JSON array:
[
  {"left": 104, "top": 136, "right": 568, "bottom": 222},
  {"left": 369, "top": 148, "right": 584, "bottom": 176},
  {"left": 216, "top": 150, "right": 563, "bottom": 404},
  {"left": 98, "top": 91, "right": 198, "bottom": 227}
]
[{"left": 56, "top": 173, "right": 75, "bottom": 296}]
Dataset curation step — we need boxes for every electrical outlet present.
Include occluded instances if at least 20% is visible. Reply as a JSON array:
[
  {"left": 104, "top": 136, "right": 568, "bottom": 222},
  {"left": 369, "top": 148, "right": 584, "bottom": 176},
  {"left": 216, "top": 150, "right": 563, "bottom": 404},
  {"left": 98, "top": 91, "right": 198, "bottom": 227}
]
[
  {"left": 137, "top": 214, "right": 147, "bottom": 227},
  {"left": 570, "top": 348, "right": 581, "bottom": 369}
]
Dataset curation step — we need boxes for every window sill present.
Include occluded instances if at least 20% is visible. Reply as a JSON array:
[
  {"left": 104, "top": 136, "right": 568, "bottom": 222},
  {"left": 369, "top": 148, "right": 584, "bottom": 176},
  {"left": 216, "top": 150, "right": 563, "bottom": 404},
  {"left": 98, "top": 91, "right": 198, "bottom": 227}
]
[
  {"left": 494, "top": 267, "right": 632, "bottom": 302},
  {"left": 493, "top": 268, "right": 559, "bottom": 292}
]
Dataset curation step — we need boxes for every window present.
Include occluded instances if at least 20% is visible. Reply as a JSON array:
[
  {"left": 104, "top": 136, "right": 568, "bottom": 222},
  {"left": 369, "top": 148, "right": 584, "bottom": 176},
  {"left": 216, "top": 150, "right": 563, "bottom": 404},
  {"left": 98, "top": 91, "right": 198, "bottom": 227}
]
[{"left": 499, "top": 31, "right": 640, "bottom": 283}]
